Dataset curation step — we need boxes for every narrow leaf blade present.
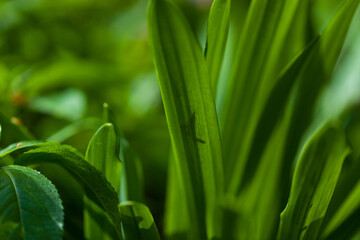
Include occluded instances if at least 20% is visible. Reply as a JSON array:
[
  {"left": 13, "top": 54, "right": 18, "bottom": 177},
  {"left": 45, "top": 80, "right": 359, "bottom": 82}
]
[{"left": 148, "top": 0, "right": 223, "bottom": 238}]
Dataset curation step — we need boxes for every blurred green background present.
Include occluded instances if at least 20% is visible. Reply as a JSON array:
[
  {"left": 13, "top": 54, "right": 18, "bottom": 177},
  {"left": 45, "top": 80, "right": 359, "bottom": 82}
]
[{"left": 0, "top": 0, "right": 359, "bottom": 239}]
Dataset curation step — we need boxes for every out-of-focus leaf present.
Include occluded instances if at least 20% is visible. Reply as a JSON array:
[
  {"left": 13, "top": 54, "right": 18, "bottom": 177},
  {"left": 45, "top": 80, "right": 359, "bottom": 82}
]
[
  {"left": 0, "top": 165, "right": 64, "bottom": 240},
  {"left": 321, "top": 108, "right": 360, "bottom": 238},
  {"left": 46, "top": 117, "right": 101, "bottom": 143},
  {"left": 0, "top": 141, "right": 46, "bottom": 158},
  {"left": 0, "top": 111, "right": 34, "bottom": 146},
  {"left": 278, "top": 0, "right": 360, "bottom": 207},
  {"left": 148, "top": 0, "right": 223, "bottom": 239},
  {"left": 278, "top": 127, "right": 349, "bottom": 240},
  {"left": 323, "top": 177, "right": 360, "bottom": 238},
  {"left": 205, "top": 0, "right": 230, "bottom": 89},
  {"left": 119, "top": 201, "right": 161, "bottom": 240},
  {"left": 84, "top": 123, "right": 122, "bottom": 240},
  {"left": 29, "top": 88, "right": 87, "bottom": 121},
  {"left": 14, "top": 144, "right": 123, "bottom": 240}
]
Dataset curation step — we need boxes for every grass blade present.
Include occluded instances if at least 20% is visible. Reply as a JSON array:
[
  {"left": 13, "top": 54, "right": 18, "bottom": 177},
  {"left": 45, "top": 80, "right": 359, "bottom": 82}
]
[
  {"left": 278, "top": 126, "right": 349, "bottom": 240},
  {"left": 205, "top": 0, "right": 231, "bottom": 89},
  {"left": 148, "top": 0, "right": 223, "bottom": 238},
  {"left": 84, "top": 123, "right": 122, "bottom": 240}
]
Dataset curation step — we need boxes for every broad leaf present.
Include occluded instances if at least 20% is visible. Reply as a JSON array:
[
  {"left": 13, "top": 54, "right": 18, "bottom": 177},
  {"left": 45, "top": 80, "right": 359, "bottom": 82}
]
[
  {"left": 278, "top": 127, "right": 349, "bottom": 240},
  {"left": 119, "top": 201, "right": 160, "bottom": 240},
  {"left": 14, "top": 144, "right": 123, "bottom": 240},
  {"left": 148, "top": 0, "right": 223, "bottom": 238},
  {"left": 0, "top": 165, "right": 64, "bottom": 240},
  {"left": 84, "top": 123, "right": 122, "bottom": 240},
  {"left": 29, "top": 88, "right": 87, "bottom": 121}
]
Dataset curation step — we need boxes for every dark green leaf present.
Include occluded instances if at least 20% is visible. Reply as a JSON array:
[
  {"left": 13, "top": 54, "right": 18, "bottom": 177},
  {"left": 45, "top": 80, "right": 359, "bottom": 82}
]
[
  {"left": 14, "top": 144, "right": 123, "bottom": 240},
  {"left": 0, "top": 165, "right": 64, "bottom": 240},
  {"left": 119, "top": 201, "right": 161, "bottom": 240},
  {"left": 278, "top": 127, "right": 349, "bottom": 240}
]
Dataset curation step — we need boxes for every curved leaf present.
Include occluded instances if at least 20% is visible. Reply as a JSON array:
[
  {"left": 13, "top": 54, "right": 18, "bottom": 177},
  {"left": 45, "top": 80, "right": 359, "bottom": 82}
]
[
  {"left": 119, "top": 201, "right": 160, "bottom": 240},
  {"left": 84, "top": 123, "right": 122, "bottom": 240},
  {"left": 0, "top": 165, "right": 64, "bottom": 240},
  {"left": 14, "top": 144, "right": 123, "bottom": 240},
  {"left": 278, "top": 127, "right": 349, "bottom": 240}
]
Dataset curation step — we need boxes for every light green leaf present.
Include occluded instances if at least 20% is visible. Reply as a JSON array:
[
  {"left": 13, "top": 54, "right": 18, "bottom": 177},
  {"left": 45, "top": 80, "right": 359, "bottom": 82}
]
[
  {"left": 119, "top": 201, "right": 161, "bottom": 240},
  {"left": 84, "top": 123, "right": 122, "bottom": 240},
  {"left": 29, "top": 88, "right": 87, "bottom": 121},
  {"left": 85, "top": 123, "right": 121, "bottom": 193},
  {"left": 205, "top": 0, "right": 230, "bottom": 89},
  {"left": 0, "top": 165, "right": 64, "bottom": 240},
  {"left": 148, "top": 0, "right": 223, "bottom": 238},
  {"left": 278, "top": 127, "right": 349, "bottom": 240},
  {"left": 46, "top": 118, "right": 100, "bottom": 143},
  {"left": 14, "top": 144, "right": 123, "bottom": 240}
]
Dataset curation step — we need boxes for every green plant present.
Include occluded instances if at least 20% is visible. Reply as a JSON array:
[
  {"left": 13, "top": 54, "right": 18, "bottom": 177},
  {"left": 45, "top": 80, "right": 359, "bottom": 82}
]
[
  {"left": 0, "top": 104, "right": 160, "bottom": 240},
  {"left": 148, "top": 0, "right": 360, "bottom": 239},
  {"left": 0, "top": 0, "right": 359, "bottom": 239}
]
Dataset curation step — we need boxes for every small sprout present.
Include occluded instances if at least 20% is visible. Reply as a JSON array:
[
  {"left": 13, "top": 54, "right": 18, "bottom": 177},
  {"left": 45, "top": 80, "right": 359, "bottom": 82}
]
[
  {"left": 11, "top": 117, "right": 23, "bottom": 125},
  {"left": 17, "top": 142, "right": 23, "bottom": 148}
]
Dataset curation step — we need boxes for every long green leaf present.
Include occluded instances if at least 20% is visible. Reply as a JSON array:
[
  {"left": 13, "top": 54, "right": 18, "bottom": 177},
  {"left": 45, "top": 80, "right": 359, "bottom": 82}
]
[
  {"left": 205, "top": 0, "right": 231, "bottom": 89},
  {"left": 278, "top": 127, "right": 349, "bottom": 240},
  {"left": 84, "top": 123, "right": 122, "bottom": 240},
  {"left": 0, "top": 165, "right": 64, "bottom": 240},
  {"left": 148, "top": 0, "right": 223, "bottom": 238},
  {"left": 220, "top": 0, "right": 304, "bottom": 192},
  {"left": 119, "top": 201, "right": 161, "bottom": 240},
  {"left": 227, "top": 37, "right": 319, "bottom": 240},
  {"left": 14, "top": 144, "right": 123, "bottom": 240}
]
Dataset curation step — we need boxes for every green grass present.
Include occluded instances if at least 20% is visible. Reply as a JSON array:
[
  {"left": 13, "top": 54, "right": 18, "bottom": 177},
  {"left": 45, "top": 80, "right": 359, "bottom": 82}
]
[{"left": 0, "top": 0, "right": 360, "bottom": 239}]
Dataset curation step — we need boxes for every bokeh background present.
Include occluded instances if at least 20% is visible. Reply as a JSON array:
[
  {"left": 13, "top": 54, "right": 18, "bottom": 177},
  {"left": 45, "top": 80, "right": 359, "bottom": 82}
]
[{"left": 0, "top": 0, "right": 359, "bottom": 239}]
